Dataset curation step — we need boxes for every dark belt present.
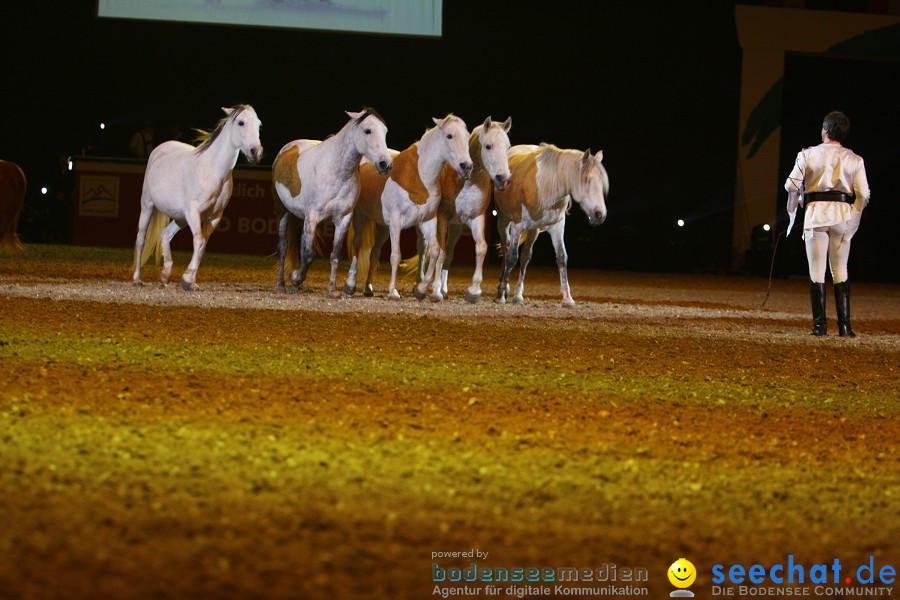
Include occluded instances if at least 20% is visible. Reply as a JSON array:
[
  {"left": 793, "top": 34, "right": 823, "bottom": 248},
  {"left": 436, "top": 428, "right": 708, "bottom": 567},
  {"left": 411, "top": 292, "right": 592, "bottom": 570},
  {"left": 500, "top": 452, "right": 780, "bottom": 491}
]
[{"left": 805, "top": 191, "right": 854, "bottom": 204}]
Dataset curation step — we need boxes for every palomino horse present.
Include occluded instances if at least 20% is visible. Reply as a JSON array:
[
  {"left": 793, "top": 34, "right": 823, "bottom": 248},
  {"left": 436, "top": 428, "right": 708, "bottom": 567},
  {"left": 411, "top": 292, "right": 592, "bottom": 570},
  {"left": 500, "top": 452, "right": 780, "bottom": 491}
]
[
  {"left": 132, "top": 105, "right": 263, "bottom": 290},
  {"left": 0, "top": 160, "right": 26, "bottom": 254},
  {"left": 343, "top": 115, "right": 473, "bottom": 301},
  {"left": 272, "top": 109, "right": 393, "bottom": 298},
  {"left": 494, "top": 143, "right": 608, "bottom": 307},
  {"left": 412, "top": 116, "right": 512, "bottom": 303}
]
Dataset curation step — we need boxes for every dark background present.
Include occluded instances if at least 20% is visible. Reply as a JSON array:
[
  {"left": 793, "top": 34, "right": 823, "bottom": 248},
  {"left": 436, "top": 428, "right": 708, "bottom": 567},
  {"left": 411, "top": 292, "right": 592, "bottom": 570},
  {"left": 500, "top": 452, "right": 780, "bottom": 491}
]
[{"left": 1, "top": 1, "right": 895, "bottom": 277}]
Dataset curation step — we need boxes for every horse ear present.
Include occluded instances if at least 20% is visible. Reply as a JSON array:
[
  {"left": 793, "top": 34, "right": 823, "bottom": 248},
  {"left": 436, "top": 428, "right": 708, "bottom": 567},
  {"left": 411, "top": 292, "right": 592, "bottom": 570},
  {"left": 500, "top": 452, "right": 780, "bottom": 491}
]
[
  {"left": 483, "top": 116, "right": 493, "bottom": 130},
  {"left": 581, "top": 148, "right": 592, "bottom": 164},
  {"left": 595, "top": 149, "right": 604, "bottom": 163},
  {"left": 221, "top": 107, "right": 234, "bottom": 116},
  {"left": 501, "top": 117, "right": 512, "bottom": 132},
  {"left": 432, "top": 117, "right": 445, "bottom": 127},
  {"left": 346, "top": 110, "right": 363, "bottom": 120}
]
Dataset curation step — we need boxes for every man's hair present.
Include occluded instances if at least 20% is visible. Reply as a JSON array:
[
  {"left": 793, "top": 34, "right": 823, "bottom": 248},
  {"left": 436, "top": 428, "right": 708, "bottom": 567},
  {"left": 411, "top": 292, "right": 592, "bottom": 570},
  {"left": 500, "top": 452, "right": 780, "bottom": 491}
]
[{"left": 823, "top": 111, "right": 850, "bottom": 142}]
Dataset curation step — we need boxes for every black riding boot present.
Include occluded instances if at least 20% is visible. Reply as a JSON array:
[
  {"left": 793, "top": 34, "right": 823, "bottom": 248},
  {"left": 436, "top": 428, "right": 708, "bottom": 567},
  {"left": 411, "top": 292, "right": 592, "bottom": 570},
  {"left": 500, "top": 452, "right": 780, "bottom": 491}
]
[
  {"left": 834, "top": 281, "right": 856, "bottom": 337},
  {"left": 809, "top": 280, "right": 827, "bottom": 336}
]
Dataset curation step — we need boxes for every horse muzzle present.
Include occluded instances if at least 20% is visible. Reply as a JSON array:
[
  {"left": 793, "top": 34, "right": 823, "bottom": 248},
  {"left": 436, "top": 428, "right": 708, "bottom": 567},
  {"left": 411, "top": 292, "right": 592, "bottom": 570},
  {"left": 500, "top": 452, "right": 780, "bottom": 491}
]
[
  {"left": 375, "top": 159, "right": 393, "bottom": 175},
  {"left": 458, "top": 161, "right": 473, "bottom": 180},
  {"left": 493, "top": 175, "right": 511, "bottom": 192},
  {"left": 246, "top": 145, "right": 263, "bottom": 163},
  {"left": 588, "top": 211, "right": 607, "bottom": 226}
]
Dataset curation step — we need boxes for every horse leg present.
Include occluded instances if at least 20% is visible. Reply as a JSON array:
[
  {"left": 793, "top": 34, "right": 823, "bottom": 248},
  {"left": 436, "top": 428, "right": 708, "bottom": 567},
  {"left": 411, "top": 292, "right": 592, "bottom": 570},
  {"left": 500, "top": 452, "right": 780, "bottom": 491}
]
[
  {"left": 291, "top": 214, "right": 318, "bottom": 288},
  {"left": 329, "top": 213, "right": 352, "bottom": 299},
  {"left": 386, "top": 221, "right": 403, "bottom": 301},
  {"left": 343, "top": 211, "right": 366, "bottom": 296},
  {"left": 462, "top": 218, "right": 483, "bottom": 303},
  {"left": 132, "top": 203, "right": 154, "bottom": 286},
  {"left": 495, "top": 221, "right": 521, "bottom": 304},
  {"left": 512, "top": 229, "right": 539, "bottom": 304},
  {"left": 444, "top": 223, "right": 463, "bottom": 298},
  {"left": 496, "top": 214, "right": 513, "bottom": 299},
  {"left": 414, "top": 217, "right": 442, "bottom": 302},
  {"left": 275, "top": 212, "right": 290, "bottom": 292},
  {"left": 159, "top": 219, "right": 183, "bottom": 285},
  {"left": 179, "top": 210, "right": 206, "bottom": 291},
  {"left": 365, "top": 224, "right": 389, "bottom": 297},
  {"left": 414, "top": 226, "right": 427, "bottom": 286},
  {"left": 547, "top": 220, "right": 575, "bottom": 307}
]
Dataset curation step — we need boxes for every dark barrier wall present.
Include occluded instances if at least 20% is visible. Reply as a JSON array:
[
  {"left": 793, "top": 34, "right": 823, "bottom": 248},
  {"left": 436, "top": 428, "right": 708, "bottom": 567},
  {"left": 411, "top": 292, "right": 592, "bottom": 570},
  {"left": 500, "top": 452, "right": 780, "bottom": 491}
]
[{"left": 72, "top": 157, "right": 480, "bottom": 262}]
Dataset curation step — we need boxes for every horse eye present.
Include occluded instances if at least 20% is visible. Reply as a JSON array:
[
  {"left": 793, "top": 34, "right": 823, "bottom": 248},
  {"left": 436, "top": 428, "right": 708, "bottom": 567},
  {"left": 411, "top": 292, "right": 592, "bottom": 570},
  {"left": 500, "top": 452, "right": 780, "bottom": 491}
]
[
  {"left": 485, "top": 144, "right": 492, "bottom": 150},
  {"left": 364, "top": 129, "right": 371, "bottom": 135},
  {"left": 446, "top": 134, "right": 453, "bottom": 140},
  {"left": 238, "top": 120, "right": 245, "bottom": 127}
]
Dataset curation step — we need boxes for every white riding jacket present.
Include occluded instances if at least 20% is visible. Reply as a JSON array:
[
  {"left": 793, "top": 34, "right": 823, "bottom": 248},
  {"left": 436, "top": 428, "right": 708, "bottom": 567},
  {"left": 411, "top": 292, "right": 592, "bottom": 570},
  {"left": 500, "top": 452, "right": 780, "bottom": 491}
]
[{"left": 784, "top": 142, "right": 870, "bottom": 234}]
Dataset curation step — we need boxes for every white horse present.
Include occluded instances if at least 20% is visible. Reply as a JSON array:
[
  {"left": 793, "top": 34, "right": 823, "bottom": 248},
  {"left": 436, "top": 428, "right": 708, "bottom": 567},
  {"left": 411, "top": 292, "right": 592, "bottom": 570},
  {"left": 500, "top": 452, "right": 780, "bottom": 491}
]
[
  {"left": 132, "top": 105, "right": 263, "bottom": 290},
  {"left": 493, "top": 143, "right": 608, "bottom": 307},
  {"left": 412, "top": 116, "right": 512, "bottom": 303},
  {"left": 272, "top": 109, "right": 393, "bottom": 298},
  {"left": 343, "top": 114, "right": 473, "bottom": 301}
]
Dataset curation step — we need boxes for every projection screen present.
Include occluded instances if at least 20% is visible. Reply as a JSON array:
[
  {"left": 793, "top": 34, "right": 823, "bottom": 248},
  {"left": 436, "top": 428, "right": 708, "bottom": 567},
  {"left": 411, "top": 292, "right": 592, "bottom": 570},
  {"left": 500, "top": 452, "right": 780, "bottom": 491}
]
[{"left": 97, "top": 0, "right": 442, "bottom": 38}]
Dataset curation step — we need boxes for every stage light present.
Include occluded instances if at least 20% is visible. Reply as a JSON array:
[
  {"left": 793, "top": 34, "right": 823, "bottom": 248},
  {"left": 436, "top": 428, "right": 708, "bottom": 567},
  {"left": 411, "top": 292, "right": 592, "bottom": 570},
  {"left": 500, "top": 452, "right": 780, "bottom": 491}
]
[
  {"left": 100, "top": 122, "right": 106, "bottom": 130},
  {"left": 677, "top": 219, "right": 685, "bottom": 227},
  {"left": 492, "top": 210, "right": 498, "bottom": 217},
  {"left": 41, "top": 187, "right": 48, "bottom": 195},
  {"left": 67, "top": 157, "right": 73, "bottom": 171},
  {"left": 762, "top": 223, "right": 771, "bottom": 232}
]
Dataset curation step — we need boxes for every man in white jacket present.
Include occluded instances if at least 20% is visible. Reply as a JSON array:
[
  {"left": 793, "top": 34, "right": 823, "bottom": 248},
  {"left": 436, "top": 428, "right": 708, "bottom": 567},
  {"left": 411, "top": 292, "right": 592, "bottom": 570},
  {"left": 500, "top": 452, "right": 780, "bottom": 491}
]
[{"left": 785, "top": 111, "right": 870, "bottom": 337}]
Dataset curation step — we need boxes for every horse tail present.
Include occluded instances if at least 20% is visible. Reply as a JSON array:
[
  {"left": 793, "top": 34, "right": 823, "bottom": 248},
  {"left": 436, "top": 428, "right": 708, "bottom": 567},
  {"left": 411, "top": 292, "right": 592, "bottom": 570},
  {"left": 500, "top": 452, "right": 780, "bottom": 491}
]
[
  {"left": 136, "top": 210, "right": 170, "bottom": 270},
  {"left": 348, "top": 218, "right": 377, "bottom": 281},
  {"left": 401, "top": 253, "right": 421, "bottom": 277}
]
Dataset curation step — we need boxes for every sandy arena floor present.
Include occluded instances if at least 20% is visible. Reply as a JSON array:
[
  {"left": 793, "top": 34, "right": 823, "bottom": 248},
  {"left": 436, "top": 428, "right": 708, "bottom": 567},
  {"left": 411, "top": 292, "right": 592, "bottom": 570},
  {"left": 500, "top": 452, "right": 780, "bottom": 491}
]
[{"left": 1, "top": 245, "right": 898, "bottom": 600}]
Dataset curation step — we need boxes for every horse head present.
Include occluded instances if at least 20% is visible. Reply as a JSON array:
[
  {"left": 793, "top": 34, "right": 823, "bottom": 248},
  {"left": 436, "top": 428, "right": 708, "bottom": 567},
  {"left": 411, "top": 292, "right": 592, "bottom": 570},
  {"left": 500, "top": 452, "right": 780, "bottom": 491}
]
[
  {"left": 223, "top": 105, "right": 263, "bottom": 164},
  {"left": 433, "top": 115, "right": 473, "bottom": 180},
  {"left": 348, "top": 109, "right": 392, "bottom": 175},
  {"left": 573, "top": 149, "right": 608, "bottom": 225},
  {"left": 478, "top": 116, "right": 512, "bottom": 191}
]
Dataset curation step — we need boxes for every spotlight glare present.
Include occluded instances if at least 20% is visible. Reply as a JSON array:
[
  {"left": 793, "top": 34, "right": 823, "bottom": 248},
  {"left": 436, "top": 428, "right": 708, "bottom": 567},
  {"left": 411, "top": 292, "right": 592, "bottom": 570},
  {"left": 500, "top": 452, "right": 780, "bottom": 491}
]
[
  {"left": 67, "top": 157, "right": 73, "bottom": 171},
  {"left": 492, "top": 210, "right": 498, "bottom": 217},
  {"left": 763, "top": 224, "right": 771, "bottom": 232},
  {"left": 100, "top": 122, "right": 106, "bottom": 130},
  {"left": 677, "top": 219, "right": 685, "bottom": 227},
  {"left": 41, "top": 187, "right": 48, "bottom": 195}
]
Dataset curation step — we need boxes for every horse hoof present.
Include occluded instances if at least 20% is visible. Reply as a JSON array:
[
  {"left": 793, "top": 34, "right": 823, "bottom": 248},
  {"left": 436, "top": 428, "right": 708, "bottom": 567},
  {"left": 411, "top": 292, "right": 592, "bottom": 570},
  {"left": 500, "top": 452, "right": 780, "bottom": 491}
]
[
  {"left": 275, "top": 284, "right": 286, "bottom": 294},
  {"left": 289, "top": 270, "right": 304, "bottom": 287},
  {"left": 430, "top": 292, "right": 444, "bottom": 303},
  {"left": 343, "top": 283, "right": 356, "bottom": 296},
  {"left": 561, "top": 299, "right": 576, "bottom": 308},
  {"left": 412, "top": 285, "right": 427, "bottom": 301},
  {"left": 494, "top": 296, "right": 506, "bottom": 305},
  {"left": 388, "top": 290, "right": 402, "bottom": 301},
  {"left": 160, "top": 273, "right": 172, "bottom": 285},
  {"left": 328, "top": 289, "right": 342, "bottom": 300},
  {"left": 132, "top": 280, "right": 144, "bottom": 288},
  {"left": 511, "top": 296, "right": 524, "bottom": 305},
  {"left": 364, "top": 285, "right": 375, "bottom": 298},
  {"left": 464, "top": 290, "right": 481, "bottom": 304},
  {"left": 180, "top": 278, "right": 199, "bottom": 292}
]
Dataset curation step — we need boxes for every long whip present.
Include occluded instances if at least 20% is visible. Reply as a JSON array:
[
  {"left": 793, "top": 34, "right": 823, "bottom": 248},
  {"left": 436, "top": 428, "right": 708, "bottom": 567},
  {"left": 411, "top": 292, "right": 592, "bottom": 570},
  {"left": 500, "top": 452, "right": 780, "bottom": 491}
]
[{"left": 761, "top": 229, "right": 786, "bottom": 308}]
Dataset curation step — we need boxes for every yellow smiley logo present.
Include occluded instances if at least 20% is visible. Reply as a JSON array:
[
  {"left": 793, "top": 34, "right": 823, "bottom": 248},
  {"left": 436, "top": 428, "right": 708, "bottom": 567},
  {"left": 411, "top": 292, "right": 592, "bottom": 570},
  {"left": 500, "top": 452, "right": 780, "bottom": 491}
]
[{"left": 668, "top": 558, "right": 697, "bottom": 588}]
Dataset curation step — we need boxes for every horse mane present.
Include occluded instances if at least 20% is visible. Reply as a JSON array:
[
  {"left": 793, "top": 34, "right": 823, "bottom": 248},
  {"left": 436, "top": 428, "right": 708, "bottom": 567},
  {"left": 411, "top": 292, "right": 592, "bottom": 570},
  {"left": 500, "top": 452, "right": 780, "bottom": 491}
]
[
  {"left": 194, "top": 105, "right": 250, "bottom": 154},
  {"left": 535, "top": 144, "right": 580, "bottom": 206},
  {"left": 355, "top": 107, "right": 385, "bottom": 126}
]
